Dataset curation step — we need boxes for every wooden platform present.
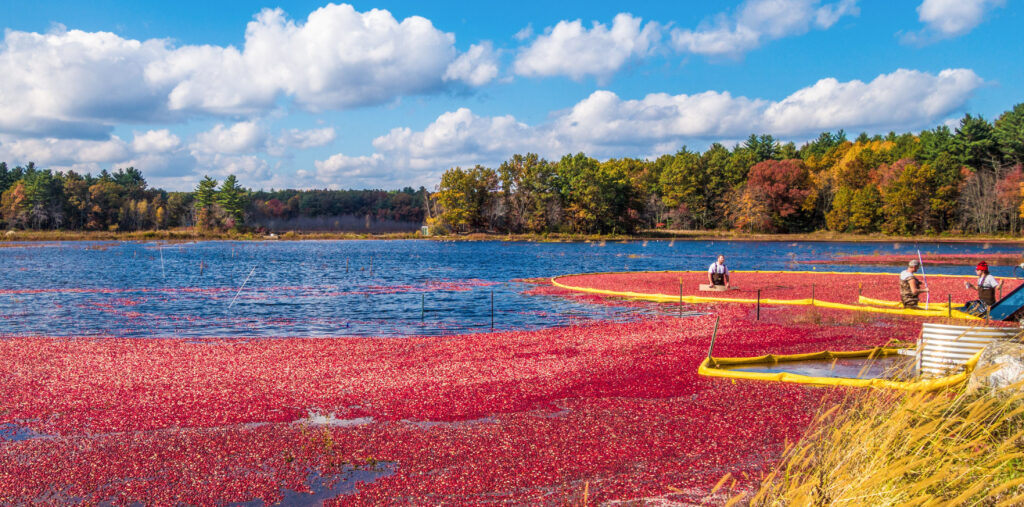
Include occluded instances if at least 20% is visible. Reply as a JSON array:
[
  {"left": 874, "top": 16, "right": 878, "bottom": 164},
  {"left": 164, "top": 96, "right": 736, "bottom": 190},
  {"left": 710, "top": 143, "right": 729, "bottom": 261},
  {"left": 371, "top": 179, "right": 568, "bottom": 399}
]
[{"left": 699, "top": 284, "right": 738, "bottom": 292}]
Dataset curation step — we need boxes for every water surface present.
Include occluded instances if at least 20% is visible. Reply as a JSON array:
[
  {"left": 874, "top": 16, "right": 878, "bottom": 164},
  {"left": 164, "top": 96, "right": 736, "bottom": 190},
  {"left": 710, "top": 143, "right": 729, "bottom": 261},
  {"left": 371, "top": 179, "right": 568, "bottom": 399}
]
[{"left": 1, "top": 239, "right": 1018, "bottom": 337}]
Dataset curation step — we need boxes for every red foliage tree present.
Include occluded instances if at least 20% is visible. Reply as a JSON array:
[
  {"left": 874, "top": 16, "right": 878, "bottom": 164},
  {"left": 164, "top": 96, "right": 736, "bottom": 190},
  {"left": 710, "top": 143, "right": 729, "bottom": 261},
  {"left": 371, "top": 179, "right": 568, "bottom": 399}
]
[{"left": 745, "top": 159, "right": 812, "bottom": 222}]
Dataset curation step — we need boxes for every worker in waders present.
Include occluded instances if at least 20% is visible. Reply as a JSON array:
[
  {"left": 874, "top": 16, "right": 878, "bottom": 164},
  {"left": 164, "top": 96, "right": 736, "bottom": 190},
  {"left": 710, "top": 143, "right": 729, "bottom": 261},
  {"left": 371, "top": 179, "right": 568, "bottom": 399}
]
[
  {"left": 964, "top": 261, "right": 1002, "bottom": 313},
  {"left": 899, "top": 260, "right": 928, "bottom": 309},
  {"left": 708, "top": 255, "right": 730, "bottom": 288}
]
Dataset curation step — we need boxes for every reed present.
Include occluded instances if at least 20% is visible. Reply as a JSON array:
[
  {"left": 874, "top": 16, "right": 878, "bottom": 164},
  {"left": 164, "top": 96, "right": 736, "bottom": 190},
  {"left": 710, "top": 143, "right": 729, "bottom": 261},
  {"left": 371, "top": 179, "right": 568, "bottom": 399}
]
[{"left": 735, "top": 384, "right": 1024, "bottom": 505}]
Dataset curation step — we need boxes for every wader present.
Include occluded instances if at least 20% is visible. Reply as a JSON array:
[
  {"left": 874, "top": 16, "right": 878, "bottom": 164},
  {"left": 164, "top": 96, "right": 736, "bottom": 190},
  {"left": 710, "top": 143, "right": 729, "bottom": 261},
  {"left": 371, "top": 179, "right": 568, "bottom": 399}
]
[
  {"left": 711, "top": 271, "right": 725, "bottom": 286},
  {"left": 900, "top": 277, "right": 919, "bottom": 309},
  {"left": 978, "top": 286, "right": 996, "bottom": 307}
]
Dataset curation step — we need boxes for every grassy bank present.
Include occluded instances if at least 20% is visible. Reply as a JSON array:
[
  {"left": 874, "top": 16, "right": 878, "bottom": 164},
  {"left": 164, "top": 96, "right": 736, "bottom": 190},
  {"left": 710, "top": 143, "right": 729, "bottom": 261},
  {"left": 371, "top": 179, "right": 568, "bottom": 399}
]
[
  {"left": 737, "top": 386, "right": 1024, "bottom": 505},
  {"left": 2, "top": 228, "right": 1024, "bottom": 243}
]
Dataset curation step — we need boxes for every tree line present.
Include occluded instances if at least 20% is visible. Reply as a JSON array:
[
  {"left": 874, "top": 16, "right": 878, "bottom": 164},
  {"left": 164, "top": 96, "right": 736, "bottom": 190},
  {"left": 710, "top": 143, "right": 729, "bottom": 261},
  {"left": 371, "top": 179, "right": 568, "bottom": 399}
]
[
  {"left": 2, "top": 102, "right": 1022, "bottom": 236},
  {"left": 431, "top": 103, "right": 1024, "bottom": 235},
  {"left": 0, "top": 164, "right": 427, "bottom": 232}
]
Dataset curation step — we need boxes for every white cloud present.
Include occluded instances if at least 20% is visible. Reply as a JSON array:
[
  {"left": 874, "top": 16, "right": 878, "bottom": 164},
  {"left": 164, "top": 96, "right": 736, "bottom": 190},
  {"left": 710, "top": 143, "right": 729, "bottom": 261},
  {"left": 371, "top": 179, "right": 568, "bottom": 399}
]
[
  {"left": 0, "top": 136, "right": 131, "bottom": 166},
  {"left": 513, "top": 13, "right": 660, "bottom": 80},
  {"left": 267, "top": 127, "right": 336, "bottom": 156},
  {"left": 278, "top": 128, "right": 336, "bottom": 150},
  {"left": 191, "top": 121, "right": 268, "bottom": 155},
  {"left": 513, "top": 24, "right": 534, "bottom": 41},
  {"left": 313, "top": 153, "right": 385, "bottom": 184},
  {"left": 132, "top": 129, "right": 181, "bottom": 153},
  {"left": 0, "top": 27, "right": 174, "bottom": 139},
  {"left": 671, "top": 0, "right": 859, "bottom": 57},
  {"left": 444, "top": 42, "right": 499, "bottom": 86},
  {"left": 763, "top": 68, "right": 984, "bottom": 133},
  {"left": 0, "top": 4, "right": 494, "bottom": 139},
  {"left": 313, "top": 67, "right": 982, "bottom": 188},
  {"left": 902, "top": 0, "right": 1004, "bottom": 44}
]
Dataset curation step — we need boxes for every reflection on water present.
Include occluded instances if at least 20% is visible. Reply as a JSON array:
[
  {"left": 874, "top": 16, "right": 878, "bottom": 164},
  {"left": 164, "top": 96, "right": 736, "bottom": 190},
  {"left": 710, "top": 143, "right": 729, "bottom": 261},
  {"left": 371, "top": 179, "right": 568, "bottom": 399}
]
[
  {"left": 719, "top": 355, "right": 914, "bottom": 380},
  {"left": 1, "top": 239, "right": 1019, "bottom": 338}
]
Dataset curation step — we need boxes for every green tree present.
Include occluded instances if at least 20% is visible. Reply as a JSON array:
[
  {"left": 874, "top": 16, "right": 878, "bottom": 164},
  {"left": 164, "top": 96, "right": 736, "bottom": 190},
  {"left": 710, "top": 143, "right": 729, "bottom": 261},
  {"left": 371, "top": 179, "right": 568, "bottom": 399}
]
[
  {"left": 195, "top": 176, "right": 218, "bottom": 209},
  {"left": 953, "top": 114, "right": 998, "bottom": 170},
  {"left": 216, "top": 175, "right": 246, "bottom": 228},
  {"left": 435, "top": 166, "right": 498, "bottom": 232},
  {"left": 880, "top": 159, "right": 934, "bottom": 234},
  {"left": 555, "top": 153, "right": 635, "bottom": 234},
  {"left": 848, "top": 186, "right": 881, "bottom": 233},
  {"left": 194, "top": 175, "right": 219, "bottom": 230},
  {"left": 994, "top": 103, "right": 1024, "bottom": 165},
  {"left": 917, "top": 125, "right": 955, "bottom": 164}
]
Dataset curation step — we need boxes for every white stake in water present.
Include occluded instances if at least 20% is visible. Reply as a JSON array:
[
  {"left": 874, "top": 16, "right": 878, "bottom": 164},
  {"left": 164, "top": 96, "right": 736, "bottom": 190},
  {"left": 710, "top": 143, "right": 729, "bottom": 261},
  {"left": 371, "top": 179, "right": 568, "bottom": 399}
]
[
  {"left": 159, "top": 246, "right": 165, "bottom": 279},
  {"left": 917, "top": 249, "right": 929, "bottom": 310},
  {"left": 228, "top": 265, "right": 257, "bottom": 309}
]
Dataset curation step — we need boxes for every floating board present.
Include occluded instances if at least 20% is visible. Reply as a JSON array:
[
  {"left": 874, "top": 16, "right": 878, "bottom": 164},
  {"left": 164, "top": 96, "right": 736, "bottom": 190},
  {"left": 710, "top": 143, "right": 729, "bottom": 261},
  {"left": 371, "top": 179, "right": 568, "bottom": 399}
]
[{"left": 699, "top": 284, "right": 738, "bottom": 291}]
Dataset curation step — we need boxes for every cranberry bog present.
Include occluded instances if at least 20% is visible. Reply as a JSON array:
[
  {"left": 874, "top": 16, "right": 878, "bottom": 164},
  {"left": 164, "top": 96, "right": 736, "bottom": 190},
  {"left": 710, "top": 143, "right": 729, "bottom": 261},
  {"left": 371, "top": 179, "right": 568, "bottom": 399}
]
[{"left": 2, "top": 240, "right": 1019, "bottom": 504}]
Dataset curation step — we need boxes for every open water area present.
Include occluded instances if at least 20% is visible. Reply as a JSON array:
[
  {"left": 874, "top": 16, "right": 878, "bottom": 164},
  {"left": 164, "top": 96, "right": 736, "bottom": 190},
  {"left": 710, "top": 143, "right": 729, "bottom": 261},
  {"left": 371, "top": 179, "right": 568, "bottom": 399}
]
[{"left": 1, "top": 239, "right": 1022, "bottom": 338}]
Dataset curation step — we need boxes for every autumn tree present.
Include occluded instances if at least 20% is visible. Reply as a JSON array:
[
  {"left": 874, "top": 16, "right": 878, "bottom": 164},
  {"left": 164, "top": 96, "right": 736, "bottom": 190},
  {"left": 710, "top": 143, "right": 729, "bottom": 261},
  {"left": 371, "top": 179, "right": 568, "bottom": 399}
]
[
  {"left": 435, "top": 166, "right": 498, "bottom": 233},
  {"left": 745, "top": 159, "right": 813, "bottom": 231}
]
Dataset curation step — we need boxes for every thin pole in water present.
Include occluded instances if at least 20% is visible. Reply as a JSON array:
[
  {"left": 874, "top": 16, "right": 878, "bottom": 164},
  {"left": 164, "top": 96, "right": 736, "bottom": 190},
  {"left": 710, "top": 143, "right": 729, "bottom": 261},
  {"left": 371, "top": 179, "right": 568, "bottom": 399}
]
[
  {"left": 917, "top": 249, "right": 929, "bottom": 310},
  {"left": 228, "top": 265, "right": 257, "bottom": 309},
  {"left": 678, "top": 278, "right": 683, "bottom": 318},
  {"left": 757, "top": 289, "right": 761, "bottom": 320},
  {"left": 858, "top": 282, "right": 862, "bottom": 301},
  {"left": 948, "top": 294, "right": 951, "bottom": 318},
  {"left": 421, "top": 293, "right": 425, "bottom": 321},
  {"left": 706, "top": 315, "right": 721, "bottom": 360},
  {"left": 491, "top": 289, "right": 494, "bottom": 330},
  {"left": 346, "top": 258, "right": 349, "bottom": 274},
  {"left": 811, "top": 284, "right": 815, "bottom": 304},
  {"left": 159, "top": 246, "right": 165, "bottom": 279},
  {"left": 370, "top": 256, "right": 374, "bottom": 276}
]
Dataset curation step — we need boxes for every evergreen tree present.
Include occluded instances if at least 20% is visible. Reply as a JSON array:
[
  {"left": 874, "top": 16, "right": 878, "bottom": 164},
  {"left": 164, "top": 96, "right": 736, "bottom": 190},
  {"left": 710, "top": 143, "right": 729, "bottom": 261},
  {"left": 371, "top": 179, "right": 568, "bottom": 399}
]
[
  {"left": 994, "top": 103, "right": 1024, "bottom": 165},
  {"left": 216, "top": 175, "right": 246, "bottom": 227}
]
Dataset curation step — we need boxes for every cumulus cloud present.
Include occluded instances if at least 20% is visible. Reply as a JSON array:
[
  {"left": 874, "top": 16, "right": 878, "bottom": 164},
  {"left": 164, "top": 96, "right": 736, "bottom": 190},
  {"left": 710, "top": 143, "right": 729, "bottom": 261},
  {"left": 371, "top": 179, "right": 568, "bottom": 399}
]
[
  {"left": 444, "top": 42, "right": 499, "bottom": 86},
  {"left": 267, "top": 127, "right": 336, "bottom": 156},
  {"left": 513, "top": 13, "right": 660, "bottom": 80},
  {"left": 312, "top": 67, "right": 981, "bottom": 188},
  {"left": 191, "top": 121, "right": 268, "bottom": 155},
  {"left": 0, "top": 4, "right": 495, "bottom": 139},
  {"left": 313, "top": 153, "right": 386, "bottom": 184},
  {"left": 0, "top": 136, "right": 131, "bottom": 166},
  {"left": 902, "top": 0, "right": 1004, "bottom": 44},
  {"left": 671, "top": 0, "right": 859, "bottom": 57},
  {"left": 132, "top": 130, "right": 181, "bottom": 153},
  {"left": 763, "top": 68, "right": 983, "bottom": 132},
  {"left": 0, "top": 27, "right": 174, "bottom": 139}
]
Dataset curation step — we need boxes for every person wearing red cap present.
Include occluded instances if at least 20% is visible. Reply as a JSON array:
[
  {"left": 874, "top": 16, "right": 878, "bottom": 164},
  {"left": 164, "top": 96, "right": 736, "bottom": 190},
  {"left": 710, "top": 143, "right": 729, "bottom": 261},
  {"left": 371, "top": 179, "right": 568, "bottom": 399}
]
[{"left": 965, "top": 261, "right": 1002, "bottom": 307}]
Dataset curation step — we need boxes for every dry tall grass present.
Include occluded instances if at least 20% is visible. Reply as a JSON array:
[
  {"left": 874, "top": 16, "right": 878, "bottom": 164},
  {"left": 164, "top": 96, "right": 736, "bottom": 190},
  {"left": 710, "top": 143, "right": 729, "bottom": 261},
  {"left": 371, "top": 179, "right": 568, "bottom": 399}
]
[{"left": 732, "top": 384, "right": 1024, "bottom": 506}]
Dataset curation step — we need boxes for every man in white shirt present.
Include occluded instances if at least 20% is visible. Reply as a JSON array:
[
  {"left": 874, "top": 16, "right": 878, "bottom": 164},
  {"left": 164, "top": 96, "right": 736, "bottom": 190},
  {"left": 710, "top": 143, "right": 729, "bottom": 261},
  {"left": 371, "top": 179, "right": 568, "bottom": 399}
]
[{"left": 708, "top": 255, "right": 730, "bottom": 287}]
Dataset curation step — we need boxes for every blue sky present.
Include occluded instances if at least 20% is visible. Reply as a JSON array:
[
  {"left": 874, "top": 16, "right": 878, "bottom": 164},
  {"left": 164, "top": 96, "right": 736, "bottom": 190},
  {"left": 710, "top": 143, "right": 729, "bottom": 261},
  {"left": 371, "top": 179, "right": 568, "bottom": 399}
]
[{"left": 0, "top": 0, "right": 1019, "bottom": 190}]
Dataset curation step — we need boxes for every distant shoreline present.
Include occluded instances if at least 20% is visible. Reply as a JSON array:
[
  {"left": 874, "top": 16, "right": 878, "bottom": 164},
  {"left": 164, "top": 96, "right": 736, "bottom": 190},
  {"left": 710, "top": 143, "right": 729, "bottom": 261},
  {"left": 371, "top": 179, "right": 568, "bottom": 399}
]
[{"left": 3, "top": 228, "right": 1024, "bottom": 244}]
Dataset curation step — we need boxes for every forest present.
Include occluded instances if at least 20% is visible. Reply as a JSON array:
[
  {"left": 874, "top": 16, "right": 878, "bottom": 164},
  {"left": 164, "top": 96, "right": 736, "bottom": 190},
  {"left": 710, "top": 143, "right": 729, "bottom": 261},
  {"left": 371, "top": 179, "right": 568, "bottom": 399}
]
[
  {"left": 1, "top": 103, "right": 1022, "bottom": 236},
  {"left": 431, "top": 103, "right": 1024, "bottom": 235}
]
